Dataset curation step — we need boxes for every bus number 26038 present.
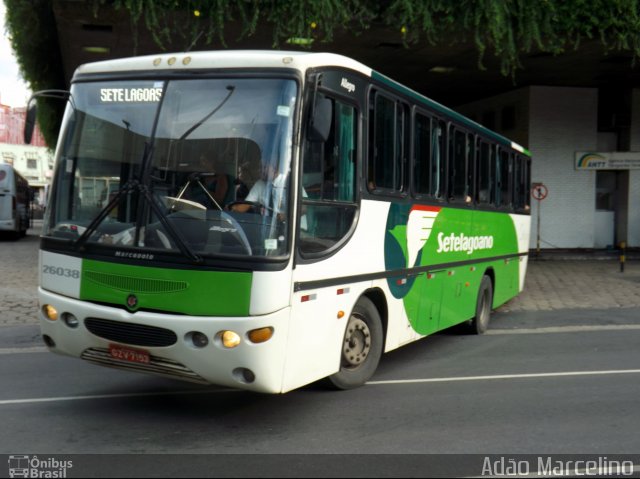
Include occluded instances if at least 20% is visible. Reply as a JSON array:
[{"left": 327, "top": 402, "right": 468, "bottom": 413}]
[{"left": 42, "top": 265, "right": 80, "bottom": 279}]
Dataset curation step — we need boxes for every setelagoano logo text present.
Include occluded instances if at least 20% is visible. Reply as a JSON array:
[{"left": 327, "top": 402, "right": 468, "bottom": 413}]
[{"left": 436, "top": 232, "right": 494, "bottom": 255}]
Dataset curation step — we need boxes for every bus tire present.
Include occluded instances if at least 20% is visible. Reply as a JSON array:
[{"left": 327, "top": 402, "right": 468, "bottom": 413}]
[
  {"left": 327, "top": 297, "right": 383, "bottom": 390},
  {"left": 469, "top": 275, "right": 493, "bottom": 335}
]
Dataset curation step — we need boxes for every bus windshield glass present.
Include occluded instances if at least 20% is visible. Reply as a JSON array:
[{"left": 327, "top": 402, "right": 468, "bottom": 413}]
[{"left": 45, "top": 77, "right": 298, "bottom": 259}]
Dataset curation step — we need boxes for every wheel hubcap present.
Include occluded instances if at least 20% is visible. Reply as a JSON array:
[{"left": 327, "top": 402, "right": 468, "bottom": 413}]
[{"left": 342, "top": 315, "right": 371, "bottom": 368}]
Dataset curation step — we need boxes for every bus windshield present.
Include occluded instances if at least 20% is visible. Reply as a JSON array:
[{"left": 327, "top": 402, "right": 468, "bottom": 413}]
[{"left": 45, "top": 77, "right": 298, "bottom": 259}]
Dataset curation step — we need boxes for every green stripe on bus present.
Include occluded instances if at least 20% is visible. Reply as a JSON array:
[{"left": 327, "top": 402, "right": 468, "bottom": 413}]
[{"left": 80, "top": 259, "right": 252, "bottom": 316}]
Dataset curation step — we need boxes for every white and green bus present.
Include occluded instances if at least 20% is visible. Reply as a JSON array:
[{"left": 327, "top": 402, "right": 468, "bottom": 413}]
[{"left": 34, "top": 51, "right": 531, "bottom": 393}]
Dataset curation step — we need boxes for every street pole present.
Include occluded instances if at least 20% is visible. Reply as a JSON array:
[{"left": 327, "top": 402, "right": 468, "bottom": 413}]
[{"left": 537, "top": 198, "right": 541, "bottom": 257}]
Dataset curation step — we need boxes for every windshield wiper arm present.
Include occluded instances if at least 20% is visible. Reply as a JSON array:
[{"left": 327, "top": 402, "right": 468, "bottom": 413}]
[
  {"left": 74, "top": 179, "right": 138, "bottom": 251},
  {"left": 138, "top": 183, "right": 203, "bottom": 263},
  {"left": 74, "top": 179, "right": 203, "bottom": 264},
  {"left": 178, "top": 85, "right": 235, "bottom": 140}
]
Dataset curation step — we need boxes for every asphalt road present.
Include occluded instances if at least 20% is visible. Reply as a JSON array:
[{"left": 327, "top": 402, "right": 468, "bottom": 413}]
[
  {"left": 1, "top": 309, "right": 640, "bottom": 477},
  {"left": 2, "top": 225, "right": 640, "bottom": 476}
]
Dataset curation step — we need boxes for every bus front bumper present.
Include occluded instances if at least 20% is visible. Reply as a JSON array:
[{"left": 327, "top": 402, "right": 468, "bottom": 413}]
[
  {"left": 0, "top": 219, "right": 16, "bottom": 231},
  {"left": 38, "top": 288, "right": 291, "bottom": 394}
]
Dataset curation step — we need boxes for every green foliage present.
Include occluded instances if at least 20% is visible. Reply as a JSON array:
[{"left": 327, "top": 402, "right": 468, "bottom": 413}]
[
  {"left": 5, "top": 0, "right": 640, "bottom": 146},
  {"left": 4, "top": 0, "right": 65, "bottom": 147},
  {"left": 385, "top": 0, "right": 640, "bottom": 76},
  {"left": 108, "top": 0, "right": 374, "bottom": 50}
]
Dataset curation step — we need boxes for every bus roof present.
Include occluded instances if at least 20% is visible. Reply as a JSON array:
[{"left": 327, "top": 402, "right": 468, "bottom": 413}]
[
  {"left": 74, "top": 50, "right": 529, "bottom": 156},
  {"left": 74, "top": 50, "right": 373, "bottom": 78}
]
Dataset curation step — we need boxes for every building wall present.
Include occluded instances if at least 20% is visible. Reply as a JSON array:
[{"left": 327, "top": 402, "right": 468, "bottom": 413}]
[
  {"left": 528, "top": 86, "right": 598, "bottom": 249},
  {"left": 0, "top": 104, "right": 47, "bottom": 147},
  {"left": 628, "top": 89, "right": 640, "bottom": 247}
]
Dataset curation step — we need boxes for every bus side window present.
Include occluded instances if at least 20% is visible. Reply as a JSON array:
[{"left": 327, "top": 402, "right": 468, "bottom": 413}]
[
  {"left": 489, "top": 144, "right": 498, "bottom": 206},
  {"left": 524, "top": 157, "right": 531, "bottom": 211},
  {"left": 514, "top": 154, "right": 531, "bottom": 212},
  {"left": 301, "top": 96, "right": 358, "bottom": 256},
  {"left": 448, "top": 127, "right": 472, "bottom": 203},
  {"left": 368, "top": 91, "right": 406, "bottom": 194},
  {"left": 513, "top": 155, "right": 523, "bottom": 211},
  {"left": 476, "top": 140, "right": 492, "bottom": 206},
  {"left": 431, "top": 119, "right": 446, "bottom": 199},
  {"left": 413, "top": 112, "right": 432, "bottom": 196},
  {"left": 495, "top": 149, "right": 512, "bottom": 208}
]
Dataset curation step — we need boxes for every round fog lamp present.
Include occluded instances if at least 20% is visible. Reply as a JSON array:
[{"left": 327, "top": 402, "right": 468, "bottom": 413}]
[
  {"left": 42, "top": 304, "right": 58, "bottom": 321},
  {"left": 62, "top": 313, "right": 79, "bottom": 328},
  {"left": 221, "top": 331, "right": 241, "bottom": 349},
  {"left": 191, "top": 331, "right": 209, "bottom": 348}
]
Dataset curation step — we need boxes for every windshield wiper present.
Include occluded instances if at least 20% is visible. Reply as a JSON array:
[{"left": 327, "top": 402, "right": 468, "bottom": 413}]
[
  {"left": 74, "top": 180, "right": 203, "bottom": 264},
  {"left": 178, "top": 85, "right": 235, "bottom": 140},
  {"left": 74, "top": 179, "right": 137, "bottom": 251},
  {"left": 138, "top": 182, "right": 203, "bottom": 263}
]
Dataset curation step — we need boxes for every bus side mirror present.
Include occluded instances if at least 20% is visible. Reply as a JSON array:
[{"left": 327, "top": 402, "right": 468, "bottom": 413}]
[
  {"left": 24, "top": 102, "right": 37, "bottom": 144},
  {"left": 307, "top": 96, "right": 332, "bottom": 143}
]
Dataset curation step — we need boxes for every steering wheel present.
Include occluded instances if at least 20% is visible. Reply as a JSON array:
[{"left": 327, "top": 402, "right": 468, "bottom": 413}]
[{"left": 227, "top": 200, "right": 265, "bottom": 214}]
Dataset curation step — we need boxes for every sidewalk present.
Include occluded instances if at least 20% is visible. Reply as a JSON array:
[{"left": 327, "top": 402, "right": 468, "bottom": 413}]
[
  {"left": 1, "top": 222, "right": 639, "bottom": 327},
  {"left": 498, "top": 258, "right": 640, "bottom": 312}
]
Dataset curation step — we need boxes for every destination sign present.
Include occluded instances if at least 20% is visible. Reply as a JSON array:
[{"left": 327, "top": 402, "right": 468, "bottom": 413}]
[{"left": 100, "top": 87, "right": 163, "bottom": 103}]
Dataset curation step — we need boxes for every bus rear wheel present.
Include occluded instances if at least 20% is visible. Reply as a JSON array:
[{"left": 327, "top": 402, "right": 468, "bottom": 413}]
[
  {"left": 469, "top": 275, "right": 493, "bottom": 335},
  {"left": 327, "top": 297, "right": 383, "bottom": 390}
]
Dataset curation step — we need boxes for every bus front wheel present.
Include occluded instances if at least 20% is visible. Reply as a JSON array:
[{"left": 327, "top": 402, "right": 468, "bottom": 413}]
[{"left": 327, "top": 297, "right": 383, "bottom": 390}]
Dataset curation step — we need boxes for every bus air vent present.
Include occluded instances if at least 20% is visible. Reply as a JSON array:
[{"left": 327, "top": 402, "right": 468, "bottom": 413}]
[
  {"left": 85, "top": 318, "right": 178, "bottom": 347},
  {"left": 85, "top": 271, "right": 188, "bottom": 293}
]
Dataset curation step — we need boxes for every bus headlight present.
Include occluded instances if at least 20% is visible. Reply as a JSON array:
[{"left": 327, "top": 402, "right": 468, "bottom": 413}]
[
  {"left": 42, "top": 305, "right": 58, "bottom": 321},
  {"left": 219, "top": 331, "right": 241, "bottom": 349}
]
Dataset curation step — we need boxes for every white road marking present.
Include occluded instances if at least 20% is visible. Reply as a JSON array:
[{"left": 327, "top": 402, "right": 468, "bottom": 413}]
[
  {"left": 487, "top": 324, "right": 640, "bottom": 335},
  {"left": 0, "top": 346, "right": 49, "bottom": 355},
  {"left": 1, "top": 369, "right": 639, "bottom": 406},
  {"left": 0, "top": 388, "right": 234, "bottom": 406},
  {"left": 367, "top": 369, "right": 640, "bottom": 386}
]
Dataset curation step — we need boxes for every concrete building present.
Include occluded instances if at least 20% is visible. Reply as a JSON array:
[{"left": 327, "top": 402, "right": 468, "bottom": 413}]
[{"left": 0, "top": 102, "right": 53, "bottom": 212}]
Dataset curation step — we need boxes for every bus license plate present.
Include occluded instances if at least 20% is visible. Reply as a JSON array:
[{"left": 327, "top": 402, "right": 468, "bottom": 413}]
[{"left": 109, "top": 344, "right": 150, "bottom": 364}]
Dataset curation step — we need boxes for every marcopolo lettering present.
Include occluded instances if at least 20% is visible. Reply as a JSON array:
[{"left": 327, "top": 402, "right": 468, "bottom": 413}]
[{"left": 436, "top": 232, "right": 494, "bottom": 255}]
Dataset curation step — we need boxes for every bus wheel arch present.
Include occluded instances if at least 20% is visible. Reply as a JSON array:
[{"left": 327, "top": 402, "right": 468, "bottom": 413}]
[
  {"left": 483, "top": 267, "right": 495, "bottom": 296},
  {"left": 326, "top": 292, "right": 385, "bottom": 390},
  {"left": 362, "top": 288, "right": 388, "bottom": 347}
]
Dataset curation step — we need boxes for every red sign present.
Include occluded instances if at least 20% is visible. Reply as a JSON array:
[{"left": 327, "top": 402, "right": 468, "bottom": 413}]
[{"left": 531, "top": 183, "right": 548, "bottom": 201}]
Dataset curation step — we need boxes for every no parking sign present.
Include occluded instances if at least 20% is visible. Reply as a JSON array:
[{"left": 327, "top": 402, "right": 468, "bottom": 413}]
[
  {"left": 531, "top": 183, "right": 547, "bottom": 255},
  {"left": 532, "top": 183, "right": 548, "bottom": 201}
]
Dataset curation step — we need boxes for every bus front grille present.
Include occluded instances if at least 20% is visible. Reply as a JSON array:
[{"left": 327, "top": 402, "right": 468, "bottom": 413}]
[
  {"left": 81, "top": 347, "right": 209, "bottom": 384},
  {"left": 84, "top": 271, "right": 188, "bottom": 293},
  {"left": 84, "top": 318, "right": 178, "bottom": 347}
]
